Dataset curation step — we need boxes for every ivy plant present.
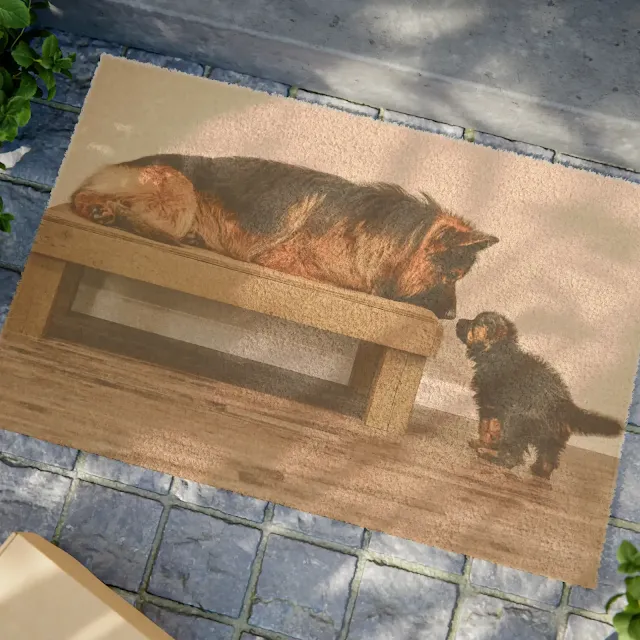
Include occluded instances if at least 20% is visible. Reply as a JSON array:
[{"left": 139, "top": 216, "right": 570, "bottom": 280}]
[
  {"left": 607, "top": 540, "right": 640, "bottom": 639},
  {"left": 0, "top": 0, "right": 75, "bottom": 232}
]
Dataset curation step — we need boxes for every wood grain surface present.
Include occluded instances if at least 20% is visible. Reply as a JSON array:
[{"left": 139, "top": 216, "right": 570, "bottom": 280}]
[{"left": 0, "top": 331, "right": 615, "bottom": 587}]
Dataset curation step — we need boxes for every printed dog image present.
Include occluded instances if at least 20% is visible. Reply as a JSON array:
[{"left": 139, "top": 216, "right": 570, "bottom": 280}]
[
  {"left": 70, "top": 155, "right": 499, "bottom": 319},
  {"left": 456, "top": 312, "right": 623, "bottom": 479}
]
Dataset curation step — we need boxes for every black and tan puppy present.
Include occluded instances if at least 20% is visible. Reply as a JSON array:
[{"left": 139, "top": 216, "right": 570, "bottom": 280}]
[
  {"left": 456, "top": 312, "right": 623, "bottom": 478},
  {"left": 70, "top": 155, "right": 499, "bottom": 319}
]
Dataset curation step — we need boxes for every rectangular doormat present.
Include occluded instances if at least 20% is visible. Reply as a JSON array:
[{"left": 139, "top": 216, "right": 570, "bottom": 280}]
[{"left": 2, "top": 56, "right": 639, "bottom": 587}]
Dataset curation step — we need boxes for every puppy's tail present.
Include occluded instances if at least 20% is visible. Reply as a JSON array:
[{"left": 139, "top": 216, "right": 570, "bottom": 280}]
[{"left": 564, "top": 403, "right": 623, "bottom": 436}]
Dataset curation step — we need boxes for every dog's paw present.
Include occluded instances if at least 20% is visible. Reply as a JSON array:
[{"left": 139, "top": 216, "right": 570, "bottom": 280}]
[
  {"left": 181, "top": 230, "right": 204, "bottom": 247},
  {"left": 89, "top": 205, "right": 116, "bottom": 225}
]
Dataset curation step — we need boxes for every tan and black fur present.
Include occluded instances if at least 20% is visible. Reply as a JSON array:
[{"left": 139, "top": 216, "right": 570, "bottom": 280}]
[
  {"left": 456, "top": 312, "right": 623, "bottom": 478},
  {"left": 71, "top": 155, "right": 498, "bottom": 319}
]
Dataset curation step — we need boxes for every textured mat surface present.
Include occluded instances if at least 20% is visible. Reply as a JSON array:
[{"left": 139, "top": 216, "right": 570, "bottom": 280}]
[{"left": 2, "top": 55, "right": 640, "bottom": 586}]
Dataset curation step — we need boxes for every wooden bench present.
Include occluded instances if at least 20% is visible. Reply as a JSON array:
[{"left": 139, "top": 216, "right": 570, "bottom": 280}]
[{"left": 5, "top": 205, "right": 443, "bottom": 433}]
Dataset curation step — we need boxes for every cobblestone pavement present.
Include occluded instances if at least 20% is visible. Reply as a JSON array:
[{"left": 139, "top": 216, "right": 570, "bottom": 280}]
[{"left": 1, "top": 30, "right": 638, "bottom": 640}]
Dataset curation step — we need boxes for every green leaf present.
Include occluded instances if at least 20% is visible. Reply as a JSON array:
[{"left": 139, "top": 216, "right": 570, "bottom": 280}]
[
  {"left": 59, "top": 68, "right": 72, "bottom": 80},
  {"left": 41, "top": 33, "right": 59, "bottom": 60},
  {"left": 37, "top": 56, "right": 52, "bottom": 69},
  {"left": 0, "top": 161, "right": 5, "bottom": 171},
  {"left": 46, "top": 84, "right": 55, "bottom": 101},
  {"left": 56, "top": 57, "right": 74, "bottom": 70},
  {"left": 0, "top": 89, "right": 5, "bottom": 105},
  {"left": 37, "top": 66, "right": 54, "bottom": 89},
  {"left": 628, "top": 577, "right": 640, "bottom": 602},
  {"left": 15, "top": 72, "right": 37, "bottom": 98},
  {"left": 619, "top": 542, "right": 639, "bottom": 565},
  {"left": 629, "top": 615, "right": 640, "bottom": 640},
  {"left": 6, "top": 95, "right": 28, "bottom": 115},
  {"left": 620, "top": 561, "right": 640, "bottom": 574},
  {"left": 0, "top": 196, "right": 3, "bottom": 209},
  {"left": 11, "top": 40, "right": 37, "bottom": 68},
  {"left": 607, "top": 592, "right": 627, "bottom": 613},
  {"left": 5, "top": 96, "right": 30, "bottom": 126},
  {"left": 0, "top": 0, "right": 30, "bottom": 29},
  {"left": 0, "top": 68, "right": 12, "bottom": 92},
  {"left": 0, "top": 115, "right": 18, "bottom": 142},
  {"left": 615, "top": 611, "right": 634, "bottom": 635},
  {"left": 15, "top": 100, "right": 30, "bottom": 126},
  {"left": 0, "top": 212, "right": 14, "bottom": 233},
  {"left": 0, "top": 29, "right": 8, "bottom": 49}
]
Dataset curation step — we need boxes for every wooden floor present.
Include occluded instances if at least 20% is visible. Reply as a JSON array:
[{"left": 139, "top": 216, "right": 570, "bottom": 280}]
[{"left": 0, "top": 329, "right": 618, "bottom": 587}]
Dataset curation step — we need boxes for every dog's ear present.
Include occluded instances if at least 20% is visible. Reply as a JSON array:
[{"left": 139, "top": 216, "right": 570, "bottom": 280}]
[
  {"left": 456, "top": 230, "right": 499, "bottom": 251},
  {"left": 429, "top": 221, "right": 498, "bottom": 253}
]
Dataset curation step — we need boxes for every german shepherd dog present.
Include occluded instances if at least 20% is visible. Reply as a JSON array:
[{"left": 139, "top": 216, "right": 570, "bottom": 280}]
[
  {"left": 70, "top": 155, "right": 499, "bottom": 319},
  {"left": 456, "top": 312, "right": 623, "bottom": 478}
]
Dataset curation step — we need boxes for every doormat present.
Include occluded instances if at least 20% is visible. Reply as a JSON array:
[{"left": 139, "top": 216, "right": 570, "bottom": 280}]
[{"left": 2, "top": 56, "right": 639, "bottom": 587}]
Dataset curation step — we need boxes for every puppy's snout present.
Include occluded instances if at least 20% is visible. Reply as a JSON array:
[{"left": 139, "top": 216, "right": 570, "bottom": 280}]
[{"left": 456, "top": 319, "right": 471, "bottom": 343}]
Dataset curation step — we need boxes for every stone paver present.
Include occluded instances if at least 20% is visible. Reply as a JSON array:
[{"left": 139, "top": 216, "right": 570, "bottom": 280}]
[
  {"left": 173, "top": 478, "right": 267, "bottom": 521},
  {"left": 471, "top": 131, "right": 555, "bottom": 161},
  {"left": 83, "top": 454, "right": 172, "bottom": 494},
  {"left": 611, "top": 432, "right": 640, "bottom": 522},
  {"left": 456, "top": 594, "right": 557, "bottom": 640},
  {"left": 0, "top": 269, "right": 19, "bottom": 326},
  {"left": 383, "top": 110, "right": 464, "bottom": 138},
  {"left": 296, "top": 90, "right": 379, "bottom": 118},
  {"left": 149, "top": 507, "right": 260, "bottom": 617},
  {"left": 555, "top": 153, "right": 640, "bottom": 185},
  {"left": 3, "top": 103, "right": 77, "bottom": 186},
  {"left": 349, "top": 563, "right": 457, "bottom": 640},
  {"left": 470, "top": 559, "right": 563, "bottom": 606},
  {"left": 272, "top": 505, "right": 363, "bottom": 546},
  {"left": 209, "top": 68, "right": 289, "bottom": 96},
  {"left": 126, "top": 49, "right": 205, "bottom": 76},
  {"left": 368, "top": 531, "right": 465, "bottom": 574},
  {"left": 250, "top": 535, "right": 356, "bottom": 640},
  {"left": 114, "top": 589, "right": 137, "bottom": 606},
  {"left": 58, "top": 481, "right": 163, "bottom": 591},
  {"left": 629, "top": 365, "right": 640, "bottom": 426},
  {"left": 570, "top": 525, "right": 640, "bottom": 613},
  {"left": 39, "top": 30, "right": 124, "bottom": 107},
  {"left": 0, "top": 430, "right": 78, "bottom": 469},
  {"left": 0, "top": 458, "right": 71, "bottom": 543},
  {"left": 564, "top": 615, "right": 614, "bottom": 640},
  {"left": 0, "top": 182, "right": 49, "bottom": 270},
  {"left": 142, "top": 604, "right": 234, "bottom": 640}
]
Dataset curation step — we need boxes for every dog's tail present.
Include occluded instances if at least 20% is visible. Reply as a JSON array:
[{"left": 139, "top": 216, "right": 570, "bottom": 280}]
[{"left": 563, "top": 403, "right": 623, "bottom": 436}]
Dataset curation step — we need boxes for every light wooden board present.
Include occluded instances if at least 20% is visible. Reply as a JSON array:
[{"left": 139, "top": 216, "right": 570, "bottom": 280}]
[
  {"left": 0, "top": 331, "right": 616, "bottom": 587},
  {"left": 35, "top": 207, "right": 443, "bottom": 357}
]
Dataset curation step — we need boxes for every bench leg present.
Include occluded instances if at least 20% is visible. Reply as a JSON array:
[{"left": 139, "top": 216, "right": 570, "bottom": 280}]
[
  {"left": 364, "top": 348, "right": 426, "bottom": 433},
  {"left": 349, "top": 342, "right": 384, "bottom": 394},
  {"left": 3, "top": 255, "right": 82, "bottom": 339}
]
